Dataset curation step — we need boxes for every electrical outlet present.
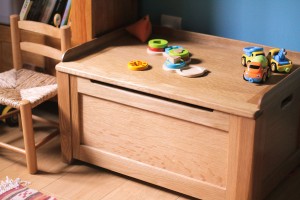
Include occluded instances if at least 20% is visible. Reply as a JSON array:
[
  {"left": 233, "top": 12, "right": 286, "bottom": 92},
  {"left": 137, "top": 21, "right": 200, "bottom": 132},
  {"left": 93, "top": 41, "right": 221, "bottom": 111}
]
[{"left": 161, "top": 14, "right": 182, "bottom": 29}]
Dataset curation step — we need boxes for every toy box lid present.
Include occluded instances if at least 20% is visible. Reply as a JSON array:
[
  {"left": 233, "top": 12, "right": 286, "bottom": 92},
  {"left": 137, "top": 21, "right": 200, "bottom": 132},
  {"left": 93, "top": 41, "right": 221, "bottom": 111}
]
[{"left": 57, "top": 27, "right": 300, "bottom": 119}]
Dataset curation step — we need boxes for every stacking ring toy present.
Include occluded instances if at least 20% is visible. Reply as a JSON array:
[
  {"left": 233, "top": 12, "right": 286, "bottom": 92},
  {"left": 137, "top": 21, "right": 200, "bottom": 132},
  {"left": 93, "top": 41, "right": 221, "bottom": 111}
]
[
  {"left": 169, "top": 49, "right": 190, "bottom": 58},
  {"left": 128, "top": 60, "right": 149, "bottom": 71},
  {"left": 164, "top": 46, "right": 183, "bottom": 54},
  {"left": 148, "top": 47, "right": 165, "bottom": 52},
  {"left": 164, "top": 59, "right": 186, "bottom": 69},
  {"left": 176, "top": 65, "right": 207, "bottom": 78},
  {"left": 148, "top": 39, "right": 168, "bottom": 49}
]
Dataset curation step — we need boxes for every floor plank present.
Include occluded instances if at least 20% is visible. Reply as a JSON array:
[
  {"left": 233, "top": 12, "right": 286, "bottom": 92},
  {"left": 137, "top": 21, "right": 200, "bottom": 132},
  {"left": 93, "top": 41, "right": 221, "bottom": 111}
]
[
  {"left": 101, "top": 180, "right": 180, "bottom": 200},
  {"left": 43, "top": 162, "right": 128, "bottom": 200}
]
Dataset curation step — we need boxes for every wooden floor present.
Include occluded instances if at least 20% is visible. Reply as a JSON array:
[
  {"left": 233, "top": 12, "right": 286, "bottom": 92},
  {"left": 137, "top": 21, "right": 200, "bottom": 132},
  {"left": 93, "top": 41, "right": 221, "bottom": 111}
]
[{"left": 0, "top": 102, "right": 299, "bottom": 200}]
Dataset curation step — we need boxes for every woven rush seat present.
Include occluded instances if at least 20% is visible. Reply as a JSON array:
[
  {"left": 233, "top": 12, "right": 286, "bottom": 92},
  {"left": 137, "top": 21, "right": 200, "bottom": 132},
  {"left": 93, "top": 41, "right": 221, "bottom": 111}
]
[{"left": 0, "top": 69, "right": 57, "bottom": 109}]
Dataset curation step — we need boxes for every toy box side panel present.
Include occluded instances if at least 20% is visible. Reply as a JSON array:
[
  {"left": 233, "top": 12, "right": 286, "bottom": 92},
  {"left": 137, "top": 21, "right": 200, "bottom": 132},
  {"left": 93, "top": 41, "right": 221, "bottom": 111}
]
[
  {"left": 0, "top": 0, "right": 23, "bottom": 25},
  {"left": 256, "top": 69, "right": 300, "bottom": 199}
]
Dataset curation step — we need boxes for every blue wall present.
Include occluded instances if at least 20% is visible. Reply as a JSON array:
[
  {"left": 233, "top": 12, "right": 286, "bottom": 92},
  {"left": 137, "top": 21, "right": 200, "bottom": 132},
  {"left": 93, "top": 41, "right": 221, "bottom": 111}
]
[{"left": 140, "top": 0, "right": 300, "bottom": 52}]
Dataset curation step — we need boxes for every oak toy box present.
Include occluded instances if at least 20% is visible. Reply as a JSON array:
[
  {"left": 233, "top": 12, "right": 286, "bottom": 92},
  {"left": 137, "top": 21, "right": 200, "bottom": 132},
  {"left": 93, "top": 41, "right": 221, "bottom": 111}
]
[{"left": 56, "top": 27, "right": 300, "bottom": 200}]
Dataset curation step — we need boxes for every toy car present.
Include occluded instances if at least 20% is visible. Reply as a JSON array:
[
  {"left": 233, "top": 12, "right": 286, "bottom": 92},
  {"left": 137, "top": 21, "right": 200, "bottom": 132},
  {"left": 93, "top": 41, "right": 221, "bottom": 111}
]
[
  {"left": 241, "top": 46, "right": 265, "bottom": 67},
  {"left": 267, "top": 48, "right": 293, "bottom": 73},
  {"left": 243, "top": 55, "right": 271, "bottom": 83}
]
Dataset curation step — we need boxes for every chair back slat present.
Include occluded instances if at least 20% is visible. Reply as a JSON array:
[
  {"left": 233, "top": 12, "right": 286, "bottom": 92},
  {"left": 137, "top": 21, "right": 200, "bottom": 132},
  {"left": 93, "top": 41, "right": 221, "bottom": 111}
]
[
  {"left": 20, "top": 42, "right": 63, "bottom": 60},
  {"left": 10, "top": 14, "right": 71, "bottom": 71},
  {"left": 18, "top": 20, "right": 61, "bottom": 39}
]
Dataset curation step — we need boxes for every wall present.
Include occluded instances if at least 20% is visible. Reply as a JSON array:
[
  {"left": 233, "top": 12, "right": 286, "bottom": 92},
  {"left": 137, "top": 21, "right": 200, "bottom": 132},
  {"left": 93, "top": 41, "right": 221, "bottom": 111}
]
[
  {"left": 0, "top": 0, "right": 23, "bottom": 25},
  {"left": 140, "top": 0, "right": 300, "bottom": 52}
]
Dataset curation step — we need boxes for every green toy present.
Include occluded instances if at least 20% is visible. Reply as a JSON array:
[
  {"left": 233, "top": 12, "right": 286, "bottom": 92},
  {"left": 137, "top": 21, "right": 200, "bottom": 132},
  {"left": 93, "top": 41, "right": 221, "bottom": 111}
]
[
  {"left": 148, "top": 39, "right": 168, "bottom": 49},
  {"left": 169, "top": 48, "right": 189, "bottom": 58}
]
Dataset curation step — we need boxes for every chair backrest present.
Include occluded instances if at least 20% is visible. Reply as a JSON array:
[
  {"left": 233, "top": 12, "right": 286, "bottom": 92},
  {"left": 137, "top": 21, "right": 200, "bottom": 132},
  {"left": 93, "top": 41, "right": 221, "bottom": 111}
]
[{"left": 10, "top": 14, "right": 71, "bottom": 71}]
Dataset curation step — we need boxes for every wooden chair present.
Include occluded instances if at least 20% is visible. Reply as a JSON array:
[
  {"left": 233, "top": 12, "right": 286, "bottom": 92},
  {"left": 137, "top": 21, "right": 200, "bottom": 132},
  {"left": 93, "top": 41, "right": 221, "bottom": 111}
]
[{"left": 0, "top": 15, "right": 71, "bottom": 174}]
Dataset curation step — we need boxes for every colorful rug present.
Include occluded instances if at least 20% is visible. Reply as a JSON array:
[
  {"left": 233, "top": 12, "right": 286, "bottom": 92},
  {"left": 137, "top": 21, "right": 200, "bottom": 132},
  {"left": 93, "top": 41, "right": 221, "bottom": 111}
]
[{"left": 0, "top": 177, "right": 56, "bottom": 200}]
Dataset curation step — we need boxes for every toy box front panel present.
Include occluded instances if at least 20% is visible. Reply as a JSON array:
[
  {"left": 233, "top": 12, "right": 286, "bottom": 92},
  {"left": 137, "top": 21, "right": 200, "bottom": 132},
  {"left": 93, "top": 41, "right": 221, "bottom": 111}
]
[{"left": 71, "top": 76, "right": 230, "bottom": 200}]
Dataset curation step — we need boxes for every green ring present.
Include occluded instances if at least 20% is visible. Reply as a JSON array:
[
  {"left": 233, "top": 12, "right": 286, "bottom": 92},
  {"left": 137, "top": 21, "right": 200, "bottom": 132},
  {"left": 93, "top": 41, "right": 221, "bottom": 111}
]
[
  {"left": 148, "top": 39, "right": 168, "bottom": 48},
  {"left": 169, "top": 49, "right": 189, "bottom": 58}
]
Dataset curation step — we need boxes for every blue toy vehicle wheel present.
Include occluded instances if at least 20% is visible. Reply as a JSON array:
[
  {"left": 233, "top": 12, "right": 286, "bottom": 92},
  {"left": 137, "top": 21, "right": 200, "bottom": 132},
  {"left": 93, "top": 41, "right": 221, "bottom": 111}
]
[{"left": 248, "top": 78, "right": 254, "bottom": 83}]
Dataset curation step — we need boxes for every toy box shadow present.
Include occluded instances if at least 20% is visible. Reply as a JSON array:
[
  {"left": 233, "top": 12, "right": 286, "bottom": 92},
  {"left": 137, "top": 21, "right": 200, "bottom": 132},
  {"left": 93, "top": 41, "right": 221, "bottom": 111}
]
[{"left": 260, "top": 64, "right": 300, "bottom": 86}]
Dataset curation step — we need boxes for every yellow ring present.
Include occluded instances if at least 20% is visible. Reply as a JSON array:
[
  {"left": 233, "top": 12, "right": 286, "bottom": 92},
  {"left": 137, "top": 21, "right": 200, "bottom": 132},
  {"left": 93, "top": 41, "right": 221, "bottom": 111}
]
[{"left": 128, "top": 60, "right": 149, "bottom": 71}]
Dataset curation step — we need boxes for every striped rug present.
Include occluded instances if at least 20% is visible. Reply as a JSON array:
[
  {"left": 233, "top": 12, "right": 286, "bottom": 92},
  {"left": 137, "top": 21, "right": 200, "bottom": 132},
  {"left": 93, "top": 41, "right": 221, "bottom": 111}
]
[{"left": 0, "top": 177, "right": 56, "bottom": 200}]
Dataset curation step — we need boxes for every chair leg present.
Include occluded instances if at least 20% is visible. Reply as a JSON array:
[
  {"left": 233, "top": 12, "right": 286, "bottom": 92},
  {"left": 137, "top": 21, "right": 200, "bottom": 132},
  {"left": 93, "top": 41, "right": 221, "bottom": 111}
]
[
  {"left": 20, "top": 100, "right": 37, "bottom": 174},
  {"left": 18, "top": 113, "right": 22, "bottom": 131}
]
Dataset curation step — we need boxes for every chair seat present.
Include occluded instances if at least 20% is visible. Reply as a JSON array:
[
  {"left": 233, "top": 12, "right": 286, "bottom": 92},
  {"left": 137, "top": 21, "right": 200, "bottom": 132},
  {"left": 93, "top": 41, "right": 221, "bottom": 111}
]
[{"left": 0, "top": 69, "right": 57, "bottom": 108}]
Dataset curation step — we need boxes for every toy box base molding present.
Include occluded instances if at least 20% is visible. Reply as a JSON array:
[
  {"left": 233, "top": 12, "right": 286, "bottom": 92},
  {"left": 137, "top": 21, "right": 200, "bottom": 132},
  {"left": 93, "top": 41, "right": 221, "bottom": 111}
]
[{"left": 0, "top": 0, "right": 23, "bottom": 25}]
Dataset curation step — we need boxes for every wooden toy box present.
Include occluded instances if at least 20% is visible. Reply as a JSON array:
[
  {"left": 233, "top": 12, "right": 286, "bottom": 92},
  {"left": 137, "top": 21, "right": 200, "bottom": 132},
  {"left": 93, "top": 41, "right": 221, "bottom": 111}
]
[{"left": 56, "top": 27, "right": 300, "bottom": 200}]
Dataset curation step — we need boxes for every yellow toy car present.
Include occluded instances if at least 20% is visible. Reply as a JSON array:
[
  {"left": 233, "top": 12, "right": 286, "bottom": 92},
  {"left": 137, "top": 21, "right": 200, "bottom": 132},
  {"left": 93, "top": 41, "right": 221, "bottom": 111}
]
[
  {"left": 241, "top": 46, "right": 265, "bottom": 66},
  {"left": 267, "top": 48, "right": 293, "bottom": 73}
]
